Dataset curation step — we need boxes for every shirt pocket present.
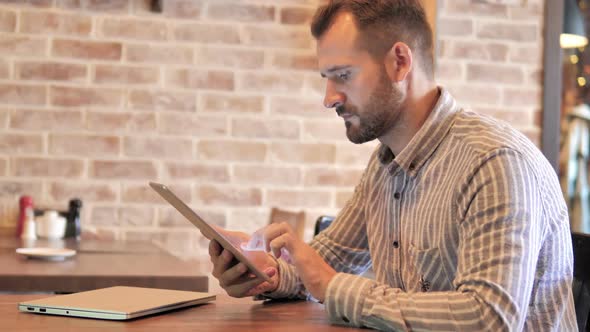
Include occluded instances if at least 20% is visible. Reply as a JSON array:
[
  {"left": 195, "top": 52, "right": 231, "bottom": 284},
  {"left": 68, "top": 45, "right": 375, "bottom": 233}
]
[{"left": 405, "top": 244, "right": 453, "bottom": 292}]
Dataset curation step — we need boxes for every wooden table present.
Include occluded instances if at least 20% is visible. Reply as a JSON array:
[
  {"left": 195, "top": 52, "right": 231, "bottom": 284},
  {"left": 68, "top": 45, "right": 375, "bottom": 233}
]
[
  {"left": 0, "top": 293, "right": 362, "bottom": 331},
  {"left": 0, "top": 237, "right": 209, "bottom": 293}
]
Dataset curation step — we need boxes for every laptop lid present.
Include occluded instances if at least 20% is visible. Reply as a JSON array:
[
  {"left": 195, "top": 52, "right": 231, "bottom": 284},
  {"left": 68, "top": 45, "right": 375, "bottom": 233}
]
[{"left": 18, "top": 286, "right": 215, "bottom": 320}]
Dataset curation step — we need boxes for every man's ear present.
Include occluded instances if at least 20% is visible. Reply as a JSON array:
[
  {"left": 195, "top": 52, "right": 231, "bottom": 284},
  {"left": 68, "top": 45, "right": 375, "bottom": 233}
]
[{"left": 383, "top": 42, "right": 413, "bottom": 83}]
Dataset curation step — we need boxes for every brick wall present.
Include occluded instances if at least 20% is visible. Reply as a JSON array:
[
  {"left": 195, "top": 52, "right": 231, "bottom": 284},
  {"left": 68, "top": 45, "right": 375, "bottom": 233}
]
[{"left": 0, "top": 0, "right": 544, "bottom": 259}]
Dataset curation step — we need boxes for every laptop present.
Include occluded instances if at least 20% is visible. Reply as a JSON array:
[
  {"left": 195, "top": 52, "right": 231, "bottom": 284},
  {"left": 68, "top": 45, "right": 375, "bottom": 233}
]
[{"left": 18, "top": 286, "right": 216, "bottom": 320}]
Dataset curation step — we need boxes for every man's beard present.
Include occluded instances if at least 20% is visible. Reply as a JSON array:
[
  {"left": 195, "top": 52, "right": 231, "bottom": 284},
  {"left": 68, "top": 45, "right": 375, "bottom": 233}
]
[{"left": 338, "top": 73, "right": 404, "bottom": 144}]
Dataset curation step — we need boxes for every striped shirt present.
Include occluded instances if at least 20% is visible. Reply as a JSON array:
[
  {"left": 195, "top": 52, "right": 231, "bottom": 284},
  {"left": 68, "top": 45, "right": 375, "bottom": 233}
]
[{"left": 269, "top": 88, "right": 577, "bottom": 331}]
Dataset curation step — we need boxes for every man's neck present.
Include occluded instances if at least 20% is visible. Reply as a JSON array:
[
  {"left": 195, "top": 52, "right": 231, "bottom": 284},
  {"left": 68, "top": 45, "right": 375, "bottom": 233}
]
[{"left": 378, "top": 83, "right": 440, "bottom": 156}]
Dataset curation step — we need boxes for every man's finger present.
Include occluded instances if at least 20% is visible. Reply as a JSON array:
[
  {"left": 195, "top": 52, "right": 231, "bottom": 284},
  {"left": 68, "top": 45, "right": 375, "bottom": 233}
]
[
  {"left": 212, "top": 249, "right": 234, "bottom": 278},
  {"left": 218, "top": 262, "right": 248, "bottom": 287},
  {"left": 262, "top": 222, "right": 291, "bottom": 252},
  {"left": 209, "top": 239, "right": 222, "bottom": 258},
  {"left": 225, "top": 276, "right": 266, "bottom": 298}
]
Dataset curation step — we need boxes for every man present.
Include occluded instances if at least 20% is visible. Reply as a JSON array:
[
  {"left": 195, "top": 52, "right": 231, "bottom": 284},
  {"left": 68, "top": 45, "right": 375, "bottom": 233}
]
[{"left": 208, "top": 0, "right": 577, "bottom": 330}]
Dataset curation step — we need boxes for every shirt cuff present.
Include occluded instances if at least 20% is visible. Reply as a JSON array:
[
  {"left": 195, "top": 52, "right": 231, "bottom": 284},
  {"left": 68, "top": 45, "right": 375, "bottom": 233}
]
[
  {"left": 255, "top": 258, "right": 304, "bottom": 299},
  {"left": 324, "top": 272, "right": 373, "bottom": 327}
]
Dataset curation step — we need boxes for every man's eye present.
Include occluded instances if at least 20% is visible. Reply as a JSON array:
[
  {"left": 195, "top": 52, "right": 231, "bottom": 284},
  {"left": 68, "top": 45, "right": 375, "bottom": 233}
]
[{"left": 338, "top": 72, "right": 350, "bottom": 81}]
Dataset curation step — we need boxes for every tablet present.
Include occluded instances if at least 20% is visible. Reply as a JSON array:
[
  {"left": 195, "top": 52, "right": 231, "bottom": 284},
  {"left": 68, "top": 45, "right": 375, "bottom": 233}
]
[{"left": 149, "top": 182, "right": 271, "bottom": 282}]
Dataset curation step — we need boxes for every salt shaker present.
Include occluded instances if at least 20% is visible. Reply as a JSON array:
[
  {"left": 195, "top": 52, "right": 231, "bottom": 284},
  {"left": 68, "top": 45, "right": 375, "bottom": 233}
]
[{"left": 21, "top": 207, "right": 36, "bottom": 240}]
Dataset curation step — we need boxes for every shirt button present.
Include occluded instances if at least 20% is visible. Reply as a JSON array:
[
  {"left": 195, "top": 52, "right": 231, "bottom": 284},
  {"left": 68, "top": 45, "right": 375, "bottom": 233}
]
[
  {"left": 394, "top": 192, "right": 401, "bottom": 199},
  {"left": 393, "top": 241, "right": 399, "bottom": 248},
  {"left": 409, "top": 163, "right": 416, "bottom": 171},
  {"left": 342, "top": 316, "right": 350, "bottom": 323}
]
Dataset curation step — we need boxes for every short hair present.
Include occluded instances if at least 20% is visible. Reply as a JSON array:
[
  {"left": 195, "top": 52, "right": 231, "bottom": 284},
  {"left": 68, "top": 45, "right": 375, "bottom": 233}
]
[{"left": 311, "top": 0, "right": 434, "bottom": 79}]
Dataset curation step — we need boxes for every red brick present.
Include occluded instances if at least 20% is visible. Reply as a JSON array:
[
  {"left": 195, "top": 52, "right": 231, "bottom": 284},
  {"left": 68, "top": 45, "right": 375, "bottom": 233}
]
[
  {"left": 125, "top": 44, "right": 194, "bottom": 64},
  {"left": 122, "top": 183, "right": 191, "bottom": 204},
  {"left": 174, "top": 23, "right": 240, "bottom": 44},
  {"left": 435, "top": 61, "right": 463, "bottom": 81},
  {"left": 243, "top": 26, "right": 313, "bottom": 49},
  {"left": 123, "top": 136, "right": 193, "bottom": 159},
  {"left": 237, "top": 72, "right": 304, "bottom": 93},
  {"left": 444, "top": 2, "right": 508, "bottom": 17},
  {"left": 49, "top": 182, "right": 117, "bottom": 203},
  {"left": 86, "top": 111, "right": 156, "bottom": 133},
  {"left": 0, "top": 0, "right": 52, "bottom": 7},
  {"left": 166, "top": 69, "right": 234, "bottom": 91},
  {"left": 272, "top": 52, "right": 317, "bottom": 71},
  {"left": 335, "top": 190, "right": 354, "bottom": 208},
  {"left": 232, "top": 165, "right": 300, "bottom": 186},
  {"left": 90, "top": 160, "right": 157, "bottom": 179},
  {"left": 52, "top": 39, "right": 122, "bottom": 61},
  {"left": 270, "top": 96, "right": 331, "bottom": 118},
  {"left": 50, "top": 134, "right": 120, "bottom": 157},
  {"left": 303, "top": 168, "right": 363, "bottom": 187},
  {"left": 0, "top": 181, "right": 42, "bottom": 203},
  {"left": 206, "top": 4, "right": 274, "bottom": 23},
  {"left": 195, "top": 185, "right": 262, "bottom": 207},
  {"left": 10, "top": 109, "right": 83, "bottom": 130},
  {"left": 335, "top": 143, "right": 377, "bottom": 166},
  {"left": 0, "top": 133, "right": 43, "bottom": 154},
  {"left": 101, "top": 18, "right": 167, "bottom": 41},
  {"left": 0, "top": 35, "right": 46, "bottom": 56},
  {"left": 198, "top": 140, "right": 266, "bottom": 162},
  {"left": 446, "top": 84, "right": 502, "bottom": 106},
  {"left": 0, "top": 60, "right": 8, "bottom": 79},
  {"left": 477, "top": 22, "right": 538, "bottom": 42},
  {"left": 0, "top": 9, "right": 16, "bottom": 32},
  {"left": 16, "top": 61, "right": 87, "bottom": 82},
  {"left": 20, "top": 11, "right": 92, "bottom": 36},
  {"left": 232, "top": 117, "right": 299, "bottom": 139},
  {"left": 509, "top": 45, "right": 542, "bottom": 65},
  {"left": 271, "top": 142, "right": 336, "bottom": 164},
  {"left": 477, "top": 108, "right": 533, "bottom": 124},
  {"left": 12, "top": 157, "right": 84, "bottom": 178},
  {"left": 304, "top": 74, "right": 327, "bottom": 98},
  {"left": 303, "top": 119, "right": 347, "bottom": 141},
  {"left": 438, "top": 18, "right": 473, "bottom": 37},
  {"left": 202, "top": 93, "right": 264, "bottom": 113},
  {"left": 196, "top": 47, "right": 264, "bottom": 69},
  {"left": 467, "top": 64, "right": 523, "bottom": 84},
  {"left": 0, "top": 158, "right": 6, "bottom": 176},
  {"left": 50, "top": 86, "right": 123, "bottom": 107},
  {"left": 120, "top": 206, "right": 154, "bottom": 227},
  {"left": 158, "top": 207, "right": 226, "bottom": 228},
  {"left": 448, "top": 41, "right": 508, "bottom": 62},
  {"left": 128, "top": 89, "right": 196, "bottom": 112},
  {"left": 226, "top": 209, "right": 267, "bottom": 232},
  {"left": 162, "top": 0, "right": 202, "bottom": 19},
  {"left": 124, "top": 230, "right": 158, "bottom": 242},
  {"left": 280, "top": 7, "right": 315, "bottom": 25},
  {"left": 509, "top": 3, "right": 542, "bottom": 20},
  {"left": 159, "top": 113, "right": 227, "bottom": 136},
  {"left": 0, "top": 108, "right": 8, "bottom": 128},
  {"left": 164, "top": 162, "right": 229, "bottom": 182},
  {"left": 266, "top": 190, "right": 331, "bottom": 208},
  {"left": 94, "top": 65, "right": 159, "bottom": 85},
  {"left": 57, "top": 0, "right": 130, "bottom": 13},
  {"left": 0, "top": 84, "right": 46, "bottom": 105},
  {"left": 503, "top": 88, "right": 542, "bottom": 107},
  {"left": 90, "top": 206, "right": 120, "bottom": 226}
]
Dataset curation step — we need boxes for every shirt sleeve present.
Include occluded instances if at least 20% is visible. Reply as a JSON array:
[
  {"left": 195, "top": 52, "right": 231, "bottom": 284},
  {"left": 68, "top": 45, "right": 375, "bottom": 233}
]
[
  {"left": 323, "top": 148, "right": 553, "bottom": 331},
  {"left": 260, "top": 154, "right": 375, "bottom": 300}
]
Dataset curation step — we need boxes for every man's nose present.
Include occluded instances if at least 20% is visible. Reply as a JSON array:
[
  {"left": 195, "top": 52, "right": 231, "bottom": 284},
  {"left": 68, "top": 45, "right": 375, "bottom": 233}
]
[{"left": 323, "top": 82, "right": 345, "bottom": 109}]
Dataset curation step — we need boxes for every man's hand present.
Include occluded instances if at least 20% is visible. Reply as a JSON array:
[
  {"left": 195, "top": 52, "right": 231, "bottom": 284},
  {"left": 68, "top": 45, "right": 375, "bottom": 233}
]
[
  {"left": 208, "top": 229, "right": 280, "bottom": 298},
  {"left": 250, "top": 222, "right": 337, "bottom": 302}
]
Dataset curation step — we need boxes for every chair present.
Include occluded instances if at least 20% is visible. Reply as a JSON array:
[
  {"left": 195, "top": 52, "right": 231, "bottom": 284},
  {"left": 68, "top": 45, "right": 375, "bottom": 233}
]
[
  {"left": 572, "top": 232, "right": 590, "bottom": 331},
  {"left": 269, "top": 207, "right": 306, "bottom": 240}
]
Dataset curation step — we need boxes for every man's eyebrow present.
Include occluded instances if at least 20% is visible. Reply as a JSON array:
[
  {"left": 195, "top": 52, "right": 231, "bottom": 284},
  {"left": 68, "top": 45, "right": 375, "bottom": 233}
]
[{"left": 320, "top": 65, "right": 352, "bottom": 78}]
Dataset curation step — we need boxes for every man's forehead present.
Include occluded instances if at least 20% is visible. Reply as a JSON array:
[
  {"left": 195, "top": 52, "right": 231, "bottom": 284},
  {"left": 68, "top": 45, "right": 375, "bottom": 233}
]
[{"left": 316, "top": 12, "right": 364, "bottom": 69}]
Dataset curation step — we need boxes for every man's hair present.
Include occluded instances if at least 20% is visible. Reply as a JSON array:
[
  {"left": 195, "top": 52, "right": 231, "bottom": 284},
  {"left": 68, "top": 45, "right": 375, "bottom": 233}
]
[{"left": 311, "top": 0, "right": 434, "bottom": 79}]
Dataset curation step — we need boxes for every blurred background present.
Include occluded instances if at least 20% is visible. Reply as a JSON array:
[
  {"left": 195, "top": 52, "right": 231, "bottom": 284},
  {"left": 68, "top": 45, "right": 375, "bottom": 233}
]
[{"left": 0, "top": 0, "right": 545, "bottom": 259}]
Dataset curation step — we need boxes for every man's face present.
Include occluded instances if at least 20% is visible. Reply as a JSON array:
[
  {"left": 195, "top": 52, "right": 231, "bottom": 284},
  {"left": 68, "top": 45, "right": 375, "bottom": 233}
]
[{"left": 317, "top": 12, "right": 405, "bottom": 144}]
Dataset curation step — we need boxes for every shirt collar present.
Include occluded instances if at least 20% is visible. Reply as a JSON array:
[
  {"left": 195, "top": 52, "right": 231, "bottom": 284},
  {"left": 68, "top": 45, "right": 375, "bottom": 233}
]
[{"left": 378, "top": 87, "right": 459, "bottom": 177}]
